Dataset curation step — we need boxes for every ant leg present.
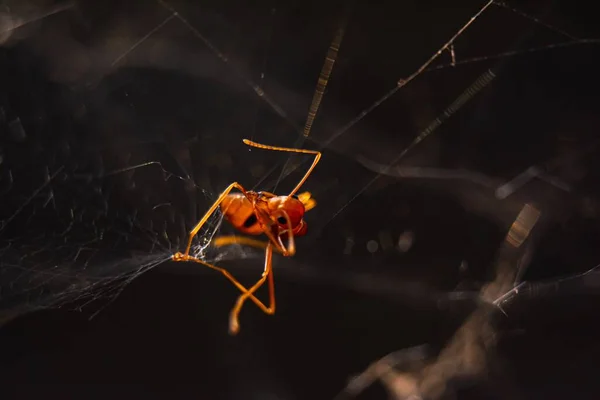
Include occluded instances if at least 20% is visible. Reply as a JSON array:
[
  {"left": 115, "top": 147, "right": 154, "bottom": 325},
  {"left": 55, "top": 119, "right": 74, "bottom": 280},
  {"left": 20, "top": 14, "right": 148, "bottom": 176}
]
[
  {"left": 263, "top": 209, "right": 296, "bottom": 257},
  {"left": 229, "top": 242, "right": 275, "bottom": 335},
  {"left": 242, "top": 139, "right": 321, "bottom": 197},
  {"left": 212, "top": 235, "right": 283, "bottom": 254},
  {"left": 178, "top": 255, "right": 273, "bottom": 317},
  {"left": 174, "top": 182, "right": 247, "bottom": 259},
  {"left": 173, "top": 182, "right": 280, "bottom": 333},
  {"left": 213, "top": 236, "right": 266, "bottom": 248}
]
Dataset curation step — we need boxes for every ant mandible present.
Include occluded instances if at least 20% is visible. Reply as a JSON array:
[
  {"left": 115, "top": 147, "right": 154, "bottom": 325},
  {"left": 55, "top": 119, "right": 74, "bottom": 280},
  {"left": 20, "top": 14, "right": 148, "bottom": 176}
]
[{"left": 172, "top": 139, "right": 320, "bottom": 335}]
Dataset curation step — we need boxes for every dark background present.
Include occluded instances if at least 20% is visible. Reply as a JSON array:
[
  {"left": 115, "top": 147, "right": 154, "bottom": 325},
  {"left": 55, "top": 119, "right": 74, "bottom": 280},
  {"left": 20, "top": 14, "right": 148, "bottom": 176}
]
[{"left": 0, "top": 0, "right": 599, "bottom": 398}]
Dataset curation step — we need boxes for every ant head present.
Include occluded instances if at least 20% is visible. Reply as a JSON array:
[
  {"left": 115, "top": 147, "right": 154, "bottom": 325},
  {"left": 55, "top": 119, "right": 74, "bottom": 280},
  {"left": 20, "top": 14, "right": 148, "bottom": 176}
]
[{"left": 271, "top": 196, "right": 305, "bottom": 229}]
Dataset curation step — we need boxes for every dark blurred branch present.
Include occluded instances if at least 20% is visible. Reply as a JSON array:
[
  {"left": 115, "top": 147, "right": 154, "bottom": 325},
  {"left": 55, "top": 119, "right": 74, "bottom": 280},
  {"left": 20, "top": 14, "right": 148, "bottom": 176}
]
[{"left": 335, "top": 204, "right": 541, "bottom": 400}]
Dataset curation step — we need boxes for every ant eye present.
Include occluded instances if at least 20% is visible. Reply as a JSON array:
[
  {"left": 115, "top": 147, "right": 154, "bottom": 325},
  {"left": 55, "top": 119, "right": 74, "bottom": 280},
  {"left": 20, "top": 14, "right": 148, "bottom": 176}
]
[
  {"left": 277, "top": 216, "right": 287, "bottom": 225},
  {"left": 243, "top": 214, "right": 258, "bottom": 228}
]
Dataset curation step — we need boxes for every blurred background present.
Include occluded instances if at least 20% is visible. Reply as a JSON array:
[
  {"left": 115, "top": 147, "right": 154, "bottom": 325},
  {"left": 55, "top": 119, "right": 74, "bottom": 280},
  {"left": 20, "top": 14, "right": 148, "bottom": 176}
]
[{"left": 0, "top": 0, "right": 599, "bottom": 398}]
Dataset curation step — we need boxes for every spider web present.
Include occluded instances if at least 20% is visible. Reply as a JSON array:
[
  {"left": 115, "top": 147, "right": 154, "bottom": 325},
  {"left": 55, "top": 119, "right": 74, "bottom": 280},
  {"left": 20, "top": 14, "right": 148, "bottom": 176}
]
[
  {"left": 0, "top": 2, "right": 598, "bottom": 387},
  {"left": 0, "top": 133, "right": 248, "bottom": 323}
]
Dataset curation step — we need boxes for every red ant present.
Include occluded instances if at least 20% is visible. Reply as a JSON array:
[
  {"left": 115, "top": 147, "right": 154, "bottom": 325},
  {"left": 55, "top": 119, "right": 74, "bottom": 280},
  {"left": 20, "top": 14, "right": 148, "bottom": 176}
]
[{"left": 173, "top": 139, "right": 320, "bottom": 334}]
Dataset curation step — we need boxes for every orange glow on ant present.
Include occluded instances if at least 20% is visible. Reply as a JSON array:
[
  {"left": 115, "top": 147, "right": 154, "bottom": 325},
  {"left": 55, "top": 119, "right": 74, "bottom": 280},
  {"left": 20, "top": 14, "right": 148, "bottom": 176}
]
[{"left": 172, "top": 139, "right": 320, "bottom": 334}]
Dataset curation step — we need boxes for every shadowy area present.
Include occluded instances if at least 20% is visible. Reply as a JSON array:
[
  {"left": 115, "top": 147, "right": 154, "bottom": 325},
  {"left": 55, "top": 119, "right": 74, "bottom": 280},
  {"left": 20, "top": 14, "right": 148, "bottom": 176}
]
[{"left": 0, "top": 0, "right": 599, "bottom": 399}]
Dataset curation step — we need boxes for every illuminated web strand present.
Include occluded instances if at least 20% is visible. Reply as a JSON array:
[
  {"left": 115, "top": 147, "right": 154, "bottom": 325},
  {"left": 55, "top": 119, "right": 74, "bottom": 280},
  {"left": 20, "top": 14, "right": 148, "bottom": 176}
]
[
  {"left": 249, "top": 6, "right": 277, "bottom": 142},
  {"left": 130, "top": 0, "right": 590, "bottom": 223},
  {"left": 151, "top": 0, "right": 580, "bottom": 199},
  {"left": 157, "top": 0, "right": 302, "bottom": 135},
  {"left": 426, "top": 38, "right": 600, "bottom": 72},
  {"left": 325, "top": 69, "right": 497, "bottom": 225},
  {"left": 111, "top": 13, "right": 177, "bottom": 67},
  {"left": 0, "top": 1, "right": 75, "bottom": 36},
  {"left": 263, "top": 0, "right": 593, "bottom": 191},
  {"left": 85, "top": 255, "right": 172, "bottom": 319},
  {"left": 144, "top": 0, "right": 585, "bottom": 155},
  {"left": 323, "top": 0, "right": 587, "bottom": 146},
  {"left": 257, "top": 5, "right": 352, "bottom": 193},
  {"left": 410, "top": 70, "right": 496, "bottom": 154},
  {"left": 159, "top": 0, "right": 490, "bottom": 149},
  {"left": 493, "top": 263, "right": 600, "bottom": 312},
  {"left": 494, "top": 1, "right": 579, "bottom": 40},
  {"left": 269, "top": 0, "right": 497, "bottom": 190},
  {"left": 303, "top": 18, "right": 348, "bottom": 138},
  {"left": 322, "top": 0, "right": 496, "bottom": 148},
  {"left": 0, "top": 165, "right": 65, "bottom": 233}
]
